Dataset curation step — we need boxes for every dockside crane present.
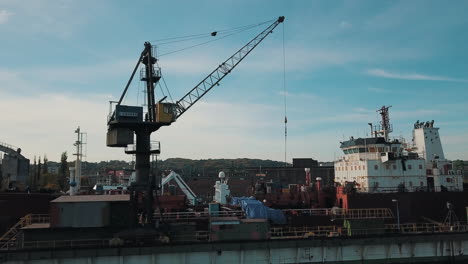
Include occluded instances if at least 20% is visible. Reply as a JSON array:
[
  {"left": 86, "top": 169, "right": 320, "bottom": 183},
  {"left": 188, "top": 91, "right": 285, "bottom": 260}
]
[{"left": 106, "top": 16, "right": 285, "bottom": 227}]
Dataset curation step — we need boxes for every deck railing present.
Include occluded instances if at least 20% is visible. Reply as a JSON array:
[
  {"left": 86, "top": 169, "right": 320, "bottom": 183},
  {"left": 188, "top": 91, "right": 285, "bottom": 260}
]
[
  {"left": 281, "top": 208, "right": 394, "bottom": 219},
  {"left": 4, "top": 222, "right": 468, "bottom": 250},
  {"left": 4, "top": 214, "right": 468, "bottom": 251}
]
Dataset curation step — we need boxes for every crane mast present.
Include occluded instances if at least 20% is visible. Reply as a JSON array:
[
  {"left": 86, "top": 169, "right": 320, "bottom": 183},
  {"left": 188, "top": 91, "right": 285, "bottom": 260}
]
[{"left": 106, "top": 16, "right": 285, "bottom": 227}]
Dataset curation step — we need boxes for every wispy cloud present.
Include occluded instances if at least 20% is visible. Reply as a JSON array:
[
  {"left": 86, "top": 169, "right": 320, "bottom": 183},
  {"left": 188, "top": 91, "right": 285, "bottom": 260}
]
[
  {"left": 367, "top": 87, "right": 391, "bottom": 93},
  {"left": 0, "top": 10, "right": 14, "bottom": 24},
  {"left": 366, "top": 68, "right": 468, "bottom": 82},
  {"left": 392, "top": 109, "right": 443, "bottom": 119},
  {"left": 277, "top": 91, "right": 320, "bottom": 100},
  {"left": 339, "top": 21, "right": 352, "bottom": 29}
]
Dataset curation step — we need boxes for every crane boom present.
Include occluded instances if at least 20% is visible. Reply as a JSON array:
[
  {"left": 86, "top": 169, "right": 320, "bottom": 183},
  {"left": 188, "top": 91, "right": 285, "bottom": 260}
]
[{"left": 174, "top": 16, "right": 285, "bottom": 119}]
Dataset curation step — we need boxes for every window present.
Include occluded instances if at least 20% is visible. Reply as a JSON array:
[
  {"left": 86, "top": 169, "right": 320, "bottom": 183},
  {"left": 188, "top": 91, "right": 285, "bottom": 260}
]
[
  {"left": 374, "top": 165, "right": 379, "bottom": 170},
  {"left": 385, "top": 165, "right": 390, "bottom": 170},
  {"left": 408, "top": 165, "right": 412, "bottom": 170},
  {"left": 353, "top": 148, "right": 359, "bottom": 153},
  {"left": 359, "top": 148, "right": 366, "bottom": 153},
  {"left": 392, "top": 147, "right": 398, "bottom": 152},
  {"left": 369, "top": 147, "right": 376, "bottom": 152},
  {"left": 378, "top": 147, "right": 384, "bottom": 152},
  {"left": 163, "top": 105, "right": 172, "bottom": 114},
  {"left": 393, "top": 165, "right": 397, "bottom": 170},
  {"left": 446, "top": 178, "right": 452, "bottom": 183},
  {"left": 419, "top": 164, "right": 423, "bottom": 170}
]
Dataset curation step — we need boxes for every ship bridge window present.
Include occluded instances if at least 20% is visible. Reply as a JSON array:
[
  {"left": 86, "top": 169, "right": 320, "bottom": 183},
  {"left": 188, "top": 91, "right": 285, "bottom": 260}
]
[
  {"left": 369, "top": 147, "right": 376, "bottom": 152},
  {"left": 353, "top": 148, "right": 359, "bottom": 153},
  {"left": 419, "top": 164, "right": 423, "bottom": 170},
  {"left": 359, "top": 148, "right": 366, "bottom": 153},
  {"left": 392, "top": 147, "right": 398, "bottom": 152},
  {"left": 377, "top": 147, "right": 384, "bottom": 152}
]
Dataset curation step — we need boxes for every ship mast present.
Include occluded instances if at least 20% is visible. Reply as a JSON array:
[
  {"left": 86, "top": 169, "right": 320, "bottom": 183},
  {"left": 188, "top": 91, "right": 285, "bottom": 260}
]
[{"left": 376, "top": 105, "right": 393, "bottom": 141}]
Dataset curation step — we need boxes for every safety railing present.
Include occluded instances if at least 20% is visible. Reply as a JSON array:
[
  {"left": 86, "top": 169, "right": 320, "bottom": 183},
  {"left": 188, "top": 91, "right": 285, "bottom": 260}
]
[
  {"left": 23, "top": 214, "right": 50, "bottom": 226},
  {"left": 270, "top": 223, "right": 468, "bottom": 239},
  {"left": 270, "top": 226, "right": 342, "bottom": 239},
  {"left": 333, "top": 208, "right": 394, "bottom": 219},
  {"left": 0, "top": 141, "right": 18, "bottom": 151},
  {"left": 385, "top": 223, "right": 468, "bottom": 234},
  {"left": 8, "top": 223, "right": 468, "bottom": 251},
  {"left": 157, "top": 210, "right": 244, "bottom": 221},
  {"left": 281, "top": 208, "right": 394, "bottom": 219},
  {"left": 23, "top": 239, "right": 112, "bottom": 249}
]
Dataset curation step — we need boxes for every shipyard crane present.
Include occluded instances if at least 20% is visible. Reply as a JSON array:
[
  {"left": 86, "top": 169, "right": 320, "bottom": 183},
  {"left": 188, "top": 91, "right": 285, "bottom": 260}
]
[{"left": 106, "top": 16, "right": 285, "bottom": 227}]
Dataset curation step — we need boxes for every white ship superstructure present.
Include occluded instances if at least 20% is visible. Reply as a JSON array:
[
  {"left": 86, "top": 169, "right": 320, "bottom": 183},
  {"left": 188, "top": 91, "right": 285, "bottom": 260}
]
[
  {"left": 334, "top": 106, "right": 462, "bottom": 193},
  {"left": 411, "top": 120, "right": 463, "bottom": 191}
]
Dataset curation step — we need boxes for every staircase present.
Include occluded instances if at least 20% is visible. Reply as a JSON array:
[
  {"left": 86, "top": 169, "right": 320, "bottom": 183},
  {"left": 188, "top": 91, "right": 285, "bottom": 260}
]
[{"left": 0, "top": 214, "right": 49, "bottom": 250}]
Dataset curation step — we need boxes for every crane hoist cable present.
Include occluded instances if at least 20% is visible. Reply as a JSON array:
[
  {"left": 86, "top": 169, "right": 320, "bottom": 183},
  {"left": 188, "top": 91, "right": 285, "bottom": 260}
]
[
  {"left": 157, "top": 20, "right": 275, "bottom": 57},
  {"left": 156, "top": 22, "right": 272, "bottom": 46},
  {"left": 160, "top": 75, "right": 173, "bottom": 103},
  {"left": 151, "top": 19, "right": 274, "bottom": 44},
  {"left": 155, "top": 61, "right": 174, "bottom": 103},
  {"left": 282, "top": 20, "right": 288, "bottom": 167},
  {"left": 136, "top": 76, "right": 141, "bottom": 105}
]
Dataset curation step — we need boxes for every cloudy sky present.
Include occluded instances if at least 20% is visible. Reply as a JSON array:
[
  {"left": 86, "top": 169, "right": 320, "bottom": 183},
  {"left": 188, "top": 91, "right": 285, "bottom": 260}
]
[{"left": 1, "top": 0, "right": 467, "bottom": 163}]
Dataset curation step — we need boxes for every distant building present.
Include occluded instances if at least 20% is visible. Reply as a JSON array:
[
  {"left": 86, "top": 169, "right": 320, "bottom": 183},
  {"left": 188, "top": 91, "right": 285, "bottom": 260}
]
[
  {"left": 47, "top": 165, "right": 59, "bottom": 174},
  {"left": 100, "top": 169, "right": 133, "bottom": 185},
  {"left": 0, "top": 143, "right": 30, "bottom": 190},
  {"left": 463, "top": 164, "right": 468, "bottom": 185}
]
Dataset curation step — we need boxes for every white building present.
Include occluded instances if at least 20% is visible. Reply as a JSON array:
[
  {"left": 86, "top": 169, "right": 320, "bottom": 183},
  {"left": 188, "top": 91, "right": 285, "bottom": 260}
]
[{"left": 334, "top": 114, "right": 462, "bottom": 193}]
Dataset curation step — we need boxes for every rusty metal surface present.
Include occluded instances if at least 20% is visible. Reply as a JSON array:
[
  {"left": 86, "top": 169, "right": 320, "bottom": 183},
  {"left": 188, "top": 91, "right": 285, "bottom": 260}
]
[{"left": 0, "top": 193, "right": 55, "bottom": 235}]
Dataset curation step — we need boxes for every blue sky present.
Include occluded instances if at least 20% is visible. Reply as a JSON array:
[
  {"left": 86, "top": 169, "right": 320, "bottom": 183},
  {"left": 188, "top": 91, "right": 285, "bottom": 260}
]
[{"left": 1, "top": 0, "right": 467, "bottom": 162}]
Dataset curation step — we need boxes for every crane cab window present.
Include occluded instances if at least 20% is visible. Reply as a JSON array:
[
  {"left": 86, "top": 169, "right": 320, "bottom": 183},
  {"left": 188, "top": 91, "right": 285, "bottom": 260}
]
[{"left": 163, "top": 104, "right": 172, "bottom": 114}]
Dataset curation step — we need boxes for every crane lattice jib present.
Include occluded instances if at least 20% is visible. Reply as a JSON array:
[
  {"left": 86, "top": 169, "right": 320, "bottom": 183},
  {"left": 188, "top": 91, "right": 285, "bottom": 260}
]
[{"left": 174, "top": 16, "right": 285, "bottom": 119}]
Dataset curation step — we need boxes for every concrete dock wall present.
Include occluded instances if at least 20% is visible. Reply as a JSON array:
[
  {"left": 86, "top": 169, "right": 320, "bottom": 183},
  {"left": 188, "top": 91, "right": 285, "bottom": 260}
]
[{"left": 2, "top": 233, "right": 468, "bottom": 263}]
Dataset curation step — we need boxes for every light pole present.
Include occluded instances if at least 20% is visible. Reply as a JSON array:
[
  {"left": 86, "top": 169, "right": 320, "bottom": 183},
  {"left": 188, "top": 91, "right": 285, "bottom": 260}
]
[{"left": 392, "top": 199, "right": 400, "bottom": 232}]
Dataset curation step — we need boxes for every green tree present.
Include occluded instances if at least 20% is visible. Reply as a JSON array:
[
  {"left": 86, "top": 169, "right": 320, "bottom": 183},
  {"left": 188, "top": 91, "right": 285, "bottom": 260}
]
[
  {"left": 453, "top": 160, "right": 464, "bottom": 171},
  {"left": 58, "top": 152, "right": 69, "bottom": 191},
  {"left": 37, "top": 156, "right": 41, "bottom": 181},
  {"left": 42, "top": 155, "right": 48, "bottom": 174}
]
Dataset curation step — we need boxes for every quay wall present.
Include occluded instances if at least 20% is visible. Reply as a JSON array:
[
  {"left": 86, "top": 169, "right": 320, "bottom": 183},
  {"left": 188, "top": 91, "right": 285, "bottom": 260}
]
[{"left": 2, "top": 233, "right": 468, "bottom": 264}]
